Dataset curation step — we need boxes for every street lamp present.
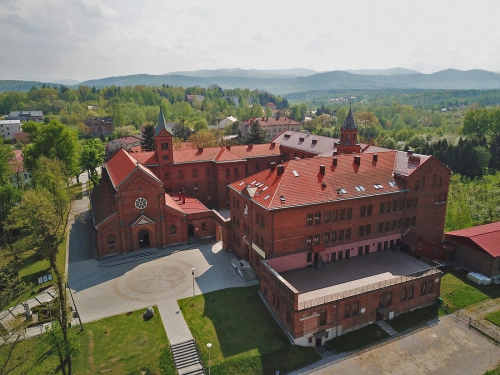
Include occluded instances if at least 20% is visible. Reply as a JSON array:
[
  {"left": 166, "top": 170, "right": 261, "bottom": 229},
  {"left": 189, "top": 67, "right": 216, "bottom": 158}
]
[
  {"left": 191, "top": 268, "right": 195, "bottom": 297},
  {"left": 46, "top": 298, "right": 53, "bottom": 324},
  {"left": 206, "top": 343, "right": 212, "bottom": 375}
]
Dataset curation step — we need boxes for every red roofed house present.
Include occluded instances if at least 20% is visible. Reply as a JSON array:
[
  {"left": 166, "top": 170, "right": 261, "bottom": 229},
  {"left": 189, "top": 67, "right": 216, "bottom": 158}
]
[
  {"left": 9, "top": 150, "right": 30, "bottom": 187},
  {"left": 445, "top": 222, "right": 500, "bottom": 281},
  {"left": 107, "top": 135, "right": 143, "bottom": 153},
  {"left": 228, "top": 112, "right": 451, "bottom": 346}
]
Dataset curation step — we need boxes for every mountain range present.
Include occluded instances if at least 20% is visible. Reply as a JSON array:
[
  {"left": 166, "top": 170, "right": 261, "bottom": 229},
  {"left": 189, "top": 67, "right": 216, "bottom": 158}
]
[{"left": 3, "top": 68, "right": 500, "bottom": 94}]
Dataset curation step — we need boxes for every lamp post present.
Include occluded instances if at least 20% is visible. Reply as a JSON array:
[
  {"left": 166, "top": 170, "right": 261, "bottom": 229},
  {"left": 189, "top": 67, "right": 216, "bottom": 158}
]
[
  {"left": 206, "top": 342, "right": 212, "bottom": 375},
  {"left": 191, "top": 268, "right": 195, "bottom": 297},
  {"left": 46, "top": 298, "right": 53, "bottom": 324}
]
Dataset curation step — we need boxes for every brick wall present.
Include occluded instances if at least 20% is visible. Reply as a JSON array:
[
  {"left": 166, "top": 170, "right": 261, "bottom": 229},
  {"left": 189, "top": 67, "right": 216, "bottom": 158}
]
[{"left": 451, "top": 241, "right": 499, "bottom": 278}]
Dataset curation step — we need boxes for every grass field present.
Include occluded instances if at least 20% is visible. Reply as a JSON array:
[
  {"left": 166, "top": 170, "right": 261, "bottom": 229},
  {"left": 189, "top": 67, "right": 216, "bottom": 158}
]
[
  {"left": 387, "top": 305, "right": 439, "bottom": 332},
  {"left": 0, "top": 306, "right": 174, "bottom": 375},
  {"left": 4, "top": 238, "right": 67, "bottom": 309},
  {"left": 179, "top": 286, "right": 320, "bottom": 375},
  {"left": 485, "top": 309, "right": 500, "bottom": 327},
  {"left": 326, "top": 324, "right": 389, "bottom": 353},
  {"left": 439, "top": 270, "right": 500, "bottom": 312}
]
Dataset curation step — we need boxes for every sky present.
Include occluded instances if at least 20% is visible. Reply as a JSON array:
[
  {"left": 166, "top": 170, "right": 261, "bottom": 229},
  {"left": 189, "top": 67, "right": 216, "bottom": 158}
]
[{"left": 1, "top": 0, "right": 499, "bottom": 82}]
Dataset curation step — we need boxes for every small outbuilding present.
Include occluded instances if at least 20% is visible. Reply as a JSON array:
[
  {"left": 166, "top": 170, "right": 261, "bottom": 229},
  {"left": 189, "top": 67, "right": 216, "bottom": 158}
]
[{"left": 445, "top": 222, "right": 500, "bottom": 281}]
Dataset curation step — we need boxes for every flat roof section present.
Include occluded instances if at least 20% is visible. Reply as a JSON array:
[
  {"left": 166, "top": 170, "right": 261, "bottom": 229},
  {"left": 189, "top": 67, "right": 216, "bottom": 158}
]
[{"left": 278, "top": 250, "right": 437, "bottom": 310}]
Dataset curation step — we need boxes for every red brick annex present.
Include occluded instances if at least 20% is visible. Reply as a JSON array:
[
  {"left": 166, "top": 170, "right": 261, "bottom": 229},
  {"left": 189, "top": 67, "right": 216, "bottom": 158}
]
[{"left": 90, "top": 108, "right": 451, "bottom": 347}]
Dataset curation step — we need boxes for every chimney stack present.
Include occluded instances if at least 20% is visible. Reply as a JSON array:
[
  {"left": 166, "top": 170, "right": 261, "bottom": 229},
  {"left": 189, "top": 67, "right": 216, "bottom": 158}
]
[
  {"left": 407, "top": 150, "right": 414, "bottom": 156},
  {"left": 354, "top": 155, "right": 361, "bottom": 166},
  {"left": 248, "top": 144, "right": 253, "bottom": 149},
  {"left": 312, "top": 139, "right": 318, "bottom": 145},
  {"left": 333, "top": 157, "right": 338, "bottom": 166},
  {"left": 277, "top": 164, "right": 285, "bottom": 175},
  {"left": 198, "top": 147, "right": 203, "bottom": 152},
  {"left": 319, "top": 165, "right": 326, "bottom": 175},
  {"left": 270, "top": 162, "right": 277, "bottom": 171},
  {"left": 226, "top": 145, "right": 231, "bottom": 150},
  {"left": 373, "top": 154, "right": 378, "bottom": 162},
  {"left": 271, "top": 142, "right": 276, "bottom": 147}
]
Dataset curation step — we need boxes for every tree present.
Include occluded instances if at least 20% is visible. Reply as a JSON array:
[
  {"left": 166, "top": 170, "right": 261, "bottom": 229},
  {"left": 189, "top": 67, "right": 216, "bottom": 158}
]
[
  {"left": 462, "top": 109, "right": 490, "bottom": 139},
  {"left": 187, "top": 130, "right": 218, "bottom": 148},
  {"left": 245, "top": 120, "right": 268, "bottom": 144},
  {"left": 336, "top": 107, "right": 348, "bottom": 127},
  {"left": 80, "top": 139, "right": 105, "bottom": 186},
  {"left": 7, "top": 183, "right": 73, "bottom": 374},
  {"left": 250, "top": 102, "right": 264, "bottom": 118},
  {"left": 265, "top": 106, "right": 273, "bottom": 117},
  {"left": 173, "top": 119, "right": 193, "bottom": 140},
  {"left": 193, "top": 118, "right": 209, "bottom": 132},
  {"left": 22, "top": 120, "right": 80, "bottom": 177},
  {"left": 112, "top": 103, "right": 125, "bottom": 127},
  {"left": 290, "top": 105, "right": 301, "bottom": 121},
  {"left": 141, "top": 124, "right": 156, "bottom": 151}
]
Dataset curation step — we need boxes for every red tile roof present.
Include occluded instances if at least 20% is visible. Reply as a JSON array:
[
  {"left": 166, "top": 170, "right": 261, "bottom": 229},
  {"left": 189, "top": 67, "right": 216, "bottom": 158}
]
[
  {"left": 230, "top": 143, "right": 281, "bottom": 158},
  {"left": 105, "top": 149, "right": 161, "bottom": 188},
  {"left": 116, "top": 136, "right": 143, "bottom": 144},
  {"left": 230, "top": 151, "right": 404, "bottom": 210},
  {"left": 172, "top": 144, "right": 281, "bottom": 164},
  {"left": 173, "top": 147, "right": 221, "bottom": 163},
  {"left": 9, "top": 150, "right": 25, "bottom": 172},
  {"left": 129, "top": 151, "right": 158, "bottom": 165},
  {"left": 445, "top": 222, "right": 500, "bottom": 257},
  {"left": 167, "top": 194, "right": 210, "bottom": 214},
  {"left": 244, "top": 117, "right": 301, "bottom": 127}
]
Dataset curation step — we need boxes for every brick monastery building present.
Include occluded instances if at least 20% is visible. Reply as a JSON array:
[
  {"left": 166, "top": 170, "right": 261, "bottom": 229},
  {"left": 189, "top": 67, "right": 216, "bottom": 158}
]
[{"left": 91, "top": 109, "right": 451, "bottom": 346}]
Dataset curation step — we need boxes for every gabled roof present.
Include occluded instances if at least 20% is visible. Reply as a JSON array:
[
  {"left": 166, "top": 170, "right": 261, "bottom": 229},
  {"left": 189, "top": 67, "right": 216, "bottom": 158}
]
[
  {"left": 165, "top": 194, "right": 210, "bottom": 214},
  {"left": 445, "top": 222, "right": 500, "bottom": 257},
  {"left": 156, "top": 108, "right": 173, "bottom": 136},
  {"left": 230, "top": 143, "right": 281, "bottom": 158},
  {"left": 230, "top": 151, "right": 404, "bottom": 210},
  {"left": 393, "top": 152, "right": 432, "bottom": 177},
  {"left": 272, "top": 131, "right": 338, "bottom": 155},
  {"left": 104, "top": 149, "right": 161, "bottom": 188},
  {"left": 341, "top": 109, "right": 357, "bottom": 130}
]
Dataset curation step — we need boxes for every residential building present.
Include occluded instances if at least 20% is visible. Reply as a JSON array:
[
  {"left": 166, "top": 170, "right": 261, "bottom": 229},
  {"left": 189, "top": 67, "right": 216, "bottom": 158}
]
[
  {"left": 217, "top": 116, "right": 238, "bottom": 129},
  {"left": 7, "top": 111, "right": 43, "bottom": 122},
  {"left": 84, "top": 116, "right": 114, "bottom": 136},
  {"left": 445, "top": 222, "right": 500, "bottom": 281},
  {"left": 240, "top": 117, "right": 302, "bottom": 140},
  {"left": 107, "top": 135, "right": 143, "bottom": 152},
  {"left": 0, "top": 120, "right": 22, "bottom": 139}
]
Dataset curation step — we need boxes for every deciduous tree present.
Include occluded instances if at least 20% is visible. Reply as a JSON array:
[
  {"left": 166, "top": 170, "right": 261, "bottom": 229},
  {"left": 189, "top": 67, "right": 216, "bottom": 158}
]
[{"left": 80, "top": 139, "right": 105, "bottom": 186}]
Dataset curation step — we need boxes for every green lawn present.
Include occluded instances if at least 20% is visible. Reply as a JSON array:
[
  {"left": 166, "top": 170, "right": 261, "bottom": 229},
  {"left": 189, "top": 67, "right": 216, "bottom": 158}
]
[
  {"left": 0, "top": 306, "right": 174, "bottom": 375},
  {"left": 485, "top": 309, "right": 500, "bottom": 327},
  {"left": 179, "top": 286, "right": 320, "bottom": 375},
  {"left": 387, "top": 305, "right": 439, "bottom": 332},
  {"left": 326, "top": 324, "right": 389, "bottom": 353},
  {"left": 5, "top": 238, "right": 67, "bottom": 309},
  {"left": 439, "top": 270, "right": 500, "bottom": 312}
]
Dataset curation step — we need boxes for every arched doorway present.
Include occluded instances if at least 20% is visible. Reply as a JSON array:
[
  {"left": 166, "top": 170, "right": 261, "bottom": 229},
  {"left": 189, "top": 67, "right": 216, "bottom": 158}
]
[
  {"left": 187, "top": 224, "right": 195, "bottom": 237},
  {"left": 138, "top": 230, "right": 150, "bottom": 248}
]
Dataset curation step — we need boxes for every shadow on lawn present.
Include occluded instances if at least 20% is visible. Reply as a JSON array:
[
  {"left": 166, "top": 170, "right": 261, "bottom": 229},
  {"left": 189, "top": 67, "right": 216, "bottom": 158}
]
[{"left": 198, "top": 286, "right": 319, "bottom": 374}]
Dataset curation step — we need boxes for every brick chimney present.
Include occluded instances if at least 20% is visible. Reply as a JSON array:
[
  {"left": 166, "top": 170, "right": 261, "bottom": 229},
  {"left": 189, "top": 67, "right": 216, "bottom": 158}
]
[
  {"left": 248, "top": 144, "right": 253, "bottom": 149},
  {"left": 198, "top": 147, "right": 203, "bottom": 152},
  {"left": 277, "top": 164, "right": 284, "bottom": 175},
  {"left": 226, "top": 145, "right": 231, "bottom": 150},
  {"left": 333, "top": 157, "right": 338, "bottom": 166},
  {"left": 270, "top": 162, "right": 277, "bottom": 171},
  {"left": 319, "top": 165, "right": 326, "bottom": 175},
  {"left": 354, "top": 155, "right": 361, "bottom": 166},
  {"left": 373, "top": 154, "right": 378, "bottom": 162}
]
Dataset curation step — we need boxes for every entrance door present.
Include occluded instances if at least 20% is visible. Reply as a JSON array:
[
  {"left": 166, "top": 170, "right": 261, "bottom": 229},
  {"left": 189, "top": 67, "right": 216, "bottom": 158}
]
[
  {"left": 364, "top": 245, "right": 370, "bottom": 254},
  {"left": 187, "top": 224, "right": 195, "bottom": 237},
  {"left": 315, "top": 336, "right": 322, "bottom": 348},
  {"left": 390, "top": 240, "right": 395, "bottom": 249},
  {"left": 138, "top": 230, "right": 150, "bottom": 248},
  {"left": 338, "top": 250, "right": 343, "bottom": 260}
]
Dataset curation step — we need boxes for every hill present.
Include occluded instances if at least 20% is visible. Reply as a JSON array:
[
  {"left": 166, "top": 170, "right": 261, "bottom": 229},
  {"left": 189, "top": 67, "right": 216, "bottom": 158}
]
[
  {"left": 164, "top": 68, "right": 319, "bottom": 78},
  {"left": 344, "top": 68, "right": 420, "bottom": 75}
]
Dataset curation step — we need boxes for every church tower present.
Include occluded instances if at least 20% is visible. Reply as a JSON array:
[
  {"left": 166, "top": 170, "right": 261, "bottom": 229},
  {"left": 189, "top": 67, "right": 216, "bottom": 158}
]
[
  {"left": 336, "top": 103, "right": 361, "bottom": 154},
  {"left": 155, "top": 108, "right": 174, "bottom": 165}
]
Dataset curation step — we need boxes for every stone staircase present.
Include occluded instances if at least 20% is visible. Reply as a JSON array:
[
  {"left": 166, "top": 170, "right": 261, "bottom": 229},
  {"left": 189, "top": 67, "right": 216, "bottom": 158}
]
[
  {"left": 170, "top": 339, "right": 205, "bottom": 375},
  {"left": 231, "top": 258, "right": 257, "bottom": 281},
  {"left": 188, "top": 237, "right": 200, "bottom": 246}
]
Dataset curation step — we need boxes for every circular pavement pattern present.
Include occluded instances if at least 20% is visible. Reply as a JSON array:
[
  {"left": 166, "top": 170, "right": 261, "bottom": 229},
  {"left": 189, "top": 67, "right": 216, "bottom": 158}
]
[{"left": 112, "top": 258, "right": 194, "bottom": 303}]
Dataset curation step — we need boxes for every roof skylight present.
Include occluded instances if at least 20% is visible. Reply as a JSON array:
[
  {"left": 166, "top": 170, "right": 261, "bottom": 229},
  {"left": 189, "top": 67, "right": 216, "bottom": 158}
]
[{"left": 374, "top": 184, "right": 383, "bottom": 189}]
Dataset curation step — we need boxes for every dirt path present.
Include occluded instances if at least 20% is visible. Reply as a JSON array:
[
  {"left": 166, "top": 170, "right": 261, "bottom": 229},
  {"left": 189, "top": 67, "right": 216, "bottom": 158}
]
[{"left": 88, "top": 330, "right": 94, "bottom": 369}]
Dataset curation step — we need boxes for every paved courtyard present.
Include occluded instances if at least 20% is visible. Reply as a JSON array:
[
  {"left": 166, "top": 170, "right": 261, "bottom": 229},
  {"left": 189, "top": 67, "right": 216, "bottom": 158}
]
[
  {"left": 68, "top": 241, "right": 252, "bottom": 343},
  {"left": 292, "top": 316, "right": 500, "bottom": 375}
]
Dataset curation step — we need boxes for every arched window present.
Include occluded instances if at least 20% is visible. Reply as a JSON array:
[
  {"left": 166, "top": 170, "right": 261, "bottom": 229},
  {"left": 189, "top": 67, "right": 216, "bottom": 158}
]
[
  {"left": 170, "top": 225, "right": 177, "bottom": 235},
  {"left": 415, "top": 180, "right": 419, "bottom": 189},
  {"left": 432, "top": 175, "right": 436, "bottom": 186},
  {"left": 108, "top": 235, "right": 115, "bottom": 250},
  {"left": 162, "top": 142, "right": 169, "bottom": 150},
  {"left": 164, "top": 171, "right": 170, "bottom": 179},
  {"left": 421, "top": 176, "right": 425, "bottom": 188}
]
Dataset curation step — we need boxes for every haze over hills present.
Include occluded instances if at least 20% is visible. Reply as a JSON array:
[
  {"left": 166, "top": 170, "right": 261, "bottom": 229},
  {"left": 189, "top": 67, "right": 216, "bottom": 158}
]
[
  {"left": 3, "top": 68, "right": 500, "bottom": 94},
  {"left": 344, "top": 68, "right": 420, "bottom": 75},
  {"left": 164, "top": 68, "right": 320, "bottom": 78}
]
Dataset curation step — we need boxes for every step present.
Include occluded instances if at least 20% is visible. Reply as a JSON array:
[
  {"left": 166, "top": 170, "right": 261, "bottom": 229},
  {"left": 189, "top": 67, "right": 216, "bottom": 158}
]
[{"left": 173, "top": 350, "right": 198, "bottom": 361}]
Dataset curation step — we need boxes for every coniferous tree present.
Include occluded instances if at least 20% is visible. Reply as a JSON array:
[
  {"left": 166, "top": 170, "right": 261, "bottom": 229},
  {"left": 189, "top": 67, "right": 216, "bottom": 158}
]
[
  {"left": 141, "top": 124, "right": 156, "bottom": 151},
  {"left": 246, "top": 120, "right": 268, "bottom": 144}
]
